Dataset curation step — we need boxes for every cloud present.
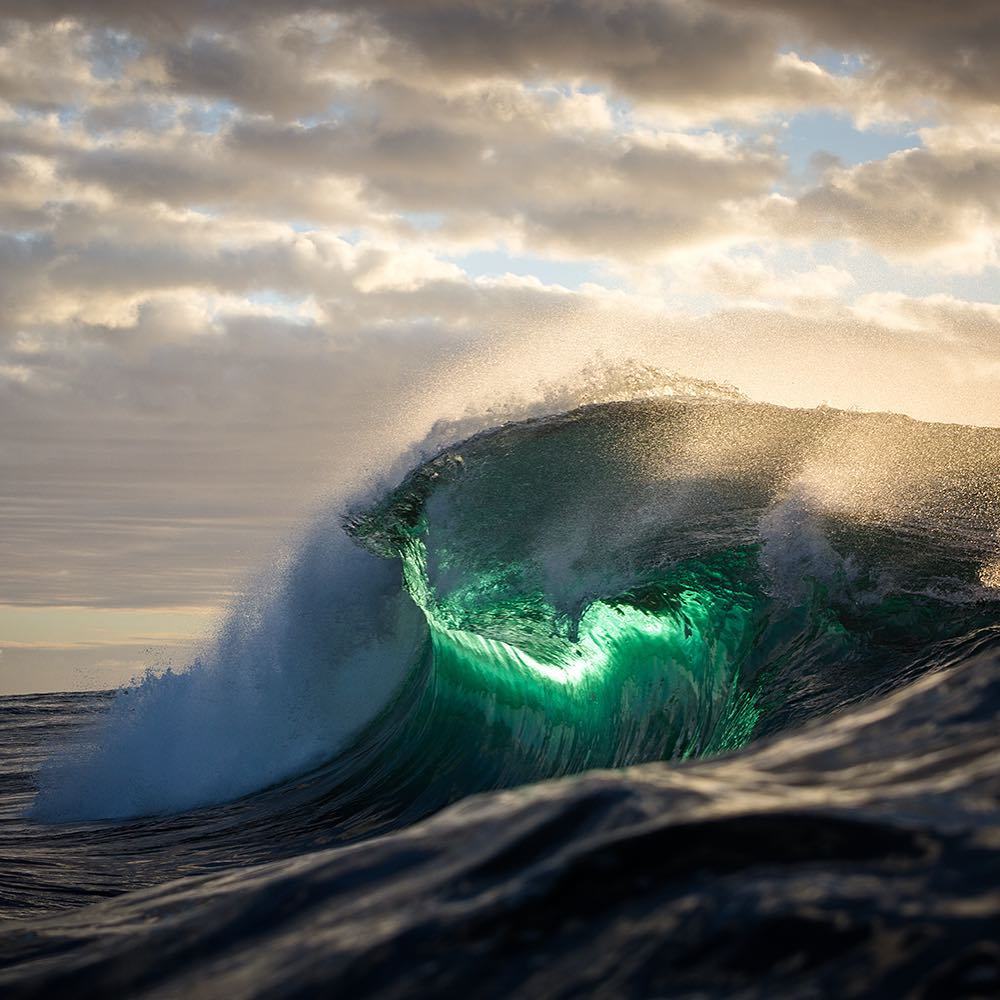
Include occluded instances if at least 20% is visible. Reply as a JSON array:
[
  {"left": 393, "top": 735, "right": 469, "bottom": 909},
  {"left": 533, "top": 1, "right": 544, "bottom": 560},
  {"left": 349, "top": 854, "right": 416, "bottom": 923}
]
[
  {"left": 0, "top": 19, "right": 98, "bottom": 110},
  {"left": 326, "top": 0, "right": 847, "bottom": 120},
  {"left": 673, "top": 252, "right": 854, "bottom": 310},
  {"left": 852, "top": 291, "right": 1000, "bottom": 344},
  {"left": 766, "top": 125, "right": 1000, "bottom": 270},
  {"left": 0, "top": 1, "right": 848, "bottom": 120},
  {"left": 3, "top": 0, "right": 998, "bottom": 120},
  {"left": 3, "top": 2, "right": 998, "bottom": 269},
  {"left": 736, "top": 0, "right": 1000, "bottom": 113},
  {"left": 0, "top": 84, "right": 783, "bottom": 265}
]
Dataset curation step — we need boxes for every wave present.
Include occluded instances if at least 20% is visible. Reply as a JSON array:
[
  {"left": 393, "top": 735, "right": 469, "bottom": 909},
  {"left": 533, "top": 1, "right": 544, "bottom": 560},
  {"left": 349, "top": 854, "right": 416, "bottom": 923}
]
[{"left": 29, "top": 383, "right": 1000, "bottom": 832}]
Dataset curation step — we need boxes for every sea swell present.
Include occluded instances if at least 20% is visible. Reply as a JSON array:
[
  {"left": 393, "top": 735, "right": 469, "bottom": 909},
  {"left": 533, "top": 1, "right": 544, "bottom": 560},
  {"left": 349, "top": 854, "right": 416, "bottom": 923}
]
[
  {"left": 25, "top": 392, "right": 1000, "bottom": 823},
  {"left": 2, "top": 389, "right": 1000, "bottom": 995}
]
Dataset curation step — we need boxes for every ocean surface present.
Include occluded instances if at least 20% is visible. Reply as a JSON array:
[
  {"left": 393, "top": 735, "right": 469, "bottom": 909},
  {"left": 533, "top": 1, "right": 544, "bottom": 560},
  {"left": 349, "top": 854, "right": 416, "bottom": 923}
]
[{"left": 2, "top": 392, "right": 999, "bottom": 997}]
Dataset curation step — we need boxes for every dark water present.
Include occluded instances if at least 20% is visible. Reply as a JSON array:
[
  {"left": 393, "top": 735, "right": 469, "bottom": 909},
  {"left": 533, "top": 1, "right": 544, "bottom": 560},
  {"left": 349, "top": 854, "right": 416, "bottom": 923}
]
[{"left": 2, "top": 395, "right": 999, "bottom": 997}]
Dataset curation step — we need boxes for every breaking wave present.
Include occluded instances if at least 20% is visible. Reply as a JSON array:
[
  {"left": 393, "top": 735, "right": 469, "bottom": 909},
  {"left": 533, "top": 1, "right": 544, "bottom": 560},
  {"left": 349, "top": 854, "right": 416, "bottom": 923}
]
[{"left": 29, "top": 383, "right": 1000, "bottom": 827}]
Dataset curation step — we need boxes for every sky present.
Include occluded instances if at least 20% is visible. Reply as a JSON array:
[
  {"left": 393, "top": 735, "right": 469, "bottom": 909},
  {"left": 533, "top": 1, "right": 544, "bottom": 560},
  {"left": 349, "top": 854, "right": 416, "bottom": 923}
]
[{"left": 2, "top": 0, "right": 1000, "bottom": 693}]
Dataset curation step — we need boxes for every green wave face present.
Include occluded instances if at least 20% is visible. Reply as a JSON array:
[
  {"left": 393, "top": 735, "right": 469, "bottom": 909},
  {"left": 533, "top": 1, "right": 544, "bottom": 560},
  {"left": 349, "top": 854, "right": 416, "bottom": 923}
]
[
  {"left": 344, "top": 398, "right": 1000, "bottom": 810},
  {"left": 413, "top": 538, "right": 766, "bottom": 765}
]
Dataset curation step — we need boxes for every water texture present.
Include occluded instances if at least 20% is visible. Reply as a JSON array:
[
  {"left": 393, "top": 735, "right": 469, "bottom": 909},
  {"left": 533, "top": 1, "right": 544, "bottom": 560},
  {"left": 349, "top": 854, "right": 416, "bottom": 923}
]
[{"left": 1, "top": 393, "right": 999, "bottom": 997}]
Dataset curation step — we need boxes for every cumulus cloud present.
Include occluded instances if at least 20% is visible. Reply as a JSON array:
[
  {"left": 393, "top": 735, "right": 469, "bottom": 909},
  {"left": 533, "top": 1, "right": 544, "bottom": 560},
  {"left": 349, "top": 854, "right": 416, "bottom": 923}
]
[
  {"left": 0, "top": 1, "right": 848, "bottom": 119},
  {"left": 2, "top": 0, "right": 998, "bottom": 114},
  {"left": 2, "top": 2, "right": 998, "bottom": 268},
  {"left": 767, "top": 125, "right": 1000, "bottom": 270},
  {"left": 0, "top": 83, "right": 781, "bottom": 263},
  {"left": 0, "top": 19, "right": 98, "bottom": 110},
  {"left": 738, "top": 0, "right": 1000, "bottom": 114}
]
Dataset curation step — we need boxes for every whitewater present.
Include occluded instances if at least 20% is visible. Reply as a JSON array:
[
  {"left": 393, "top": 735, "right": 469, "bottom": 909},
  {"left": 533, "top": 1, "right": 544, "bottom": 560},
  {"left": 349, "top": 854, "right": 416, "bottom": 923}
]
[{"left": 1, "top": 377, "right": 999, "bottom": 997}]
